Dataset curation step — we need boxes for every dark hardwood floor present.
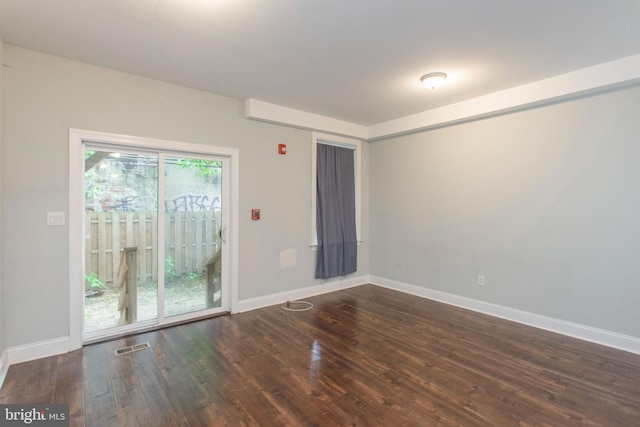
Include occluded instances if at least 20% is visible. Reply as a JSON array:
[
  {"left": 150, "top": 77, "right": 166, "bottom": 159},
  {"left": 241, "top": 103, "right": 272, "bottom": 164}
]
[{"left": 2, "top": 284, "right": 640, "bottom": 426}]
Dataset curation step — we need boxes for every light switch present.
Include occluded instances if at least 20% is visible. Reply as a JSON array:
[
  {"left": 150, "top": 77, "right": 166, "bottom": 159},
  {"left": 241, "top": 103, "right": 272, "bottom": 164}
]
[{"left": 47, "top": 212, "right": 65, "bottom": 226}]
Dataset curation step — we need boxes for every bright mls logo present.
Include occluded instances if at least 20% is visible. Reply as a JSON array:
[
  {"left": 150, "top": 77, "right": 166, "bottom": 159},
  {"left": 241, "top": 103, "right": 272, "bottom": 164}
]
[{"left": 0, "top": 405, "right": 68, "bottom": 426}]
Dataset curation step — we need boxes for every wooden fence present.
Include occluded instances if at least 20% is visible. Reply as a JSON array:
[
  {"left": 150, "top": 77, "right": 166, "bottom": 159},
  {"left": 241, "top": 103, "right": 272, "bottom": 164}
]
[{"left": 85, "top": 211, "right": 221, "bottom": 288}]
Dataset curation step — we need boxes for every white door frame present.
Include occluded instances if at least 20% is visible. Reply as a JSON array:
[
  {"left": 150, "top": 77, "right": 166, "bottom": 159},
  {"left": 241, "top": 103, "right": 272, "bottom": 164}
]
[{"left": 68, "top": 129, "right": 239, "bottom": 350}]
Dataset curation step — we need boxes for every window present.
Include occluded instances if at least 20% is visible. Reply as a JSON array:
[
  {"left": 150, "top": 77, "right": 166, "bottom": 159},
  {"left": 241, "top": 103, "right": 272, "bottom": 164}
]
[{"left": 311, "top": 132, "right": 362, "bottom": 278}]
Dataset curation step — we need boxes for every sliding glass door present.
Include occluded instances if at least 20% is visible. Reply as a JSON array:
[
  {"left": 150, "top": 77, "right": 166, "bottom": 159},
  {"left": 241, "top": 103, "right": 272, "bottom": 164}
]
[
  {"left": 83, "top": 146, "right": 227, "bottom": 341},
  {"left": 163, "top": 156, "right": 223, "bottom": 317}
]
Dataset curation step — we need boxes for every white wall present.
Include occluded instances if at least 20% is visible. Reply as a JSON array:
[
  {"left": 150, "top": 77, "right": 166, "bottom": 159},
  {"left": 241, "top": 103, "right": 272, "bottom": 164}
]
[
  {"left": 2, "top": 45, "right": 369, "bottom": 349},
  {"left": 2, "top": 40, "right": 639, "bottom": 358},
  {"left": 0, "top": 37, "right": 6, "bottom": 358},
  {"left": 370, "top": 85, "right": 640, "bottom": 338}
]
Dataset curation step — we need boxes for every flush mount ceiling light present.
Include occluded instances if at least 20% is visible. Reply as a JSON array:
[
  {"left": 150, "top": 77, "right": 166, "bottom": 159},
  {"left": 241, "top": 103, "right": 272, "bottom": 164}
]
[{"left": 421, "top": 72, "right": 447, "bottom": 89}]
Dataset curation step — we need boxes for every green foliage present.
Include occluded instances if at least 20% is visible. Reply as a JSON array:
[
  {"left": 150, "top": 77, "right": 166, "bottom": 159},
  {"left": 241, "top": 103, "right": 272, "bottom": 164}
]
[
  {"left": 165, "top": 256, "right": 176, "bottom": 279},
  {"left": 85, "top": 272, "right": 105, "bottom": 290},
  {"left": 176, "top": 158, "right": 221, "bottom": 178},
  {"left": 186, "top": 272, "right": 199, "bottom": 281},
  {"left": 84, "top": 170, "right": 101, "bottom": 198}
]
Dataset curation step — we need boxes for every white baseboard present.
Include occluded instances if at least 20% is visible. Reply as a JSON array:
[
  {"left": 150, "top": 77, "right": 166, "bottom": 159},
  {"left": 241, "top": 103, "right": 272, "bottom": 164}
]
[
  {"left": 238, "top": 274, "right": 370, "bottom": 313},
  {"left": 6, "top": 337, "right": 71, "bottom": 366},
  {"left": 0, "top": 350, "right": 8, "bottom": 389},
  {"left": 0, "top": 277, "right": 367, "bottom": 369},
  {"left": 5, "top": 274, "right": 637, "bottom": 372},
  {"left": 370, "top": 276, "right": 640, "bottom": 355}
]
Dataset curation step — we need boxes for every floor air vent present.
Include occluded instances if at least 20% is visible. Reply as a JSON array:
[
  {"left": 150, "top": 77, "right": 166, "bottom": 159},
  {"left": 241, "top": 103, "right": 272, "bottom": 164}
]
[{"left": 115, "top": 342, "right": 151, "bottom": 356}]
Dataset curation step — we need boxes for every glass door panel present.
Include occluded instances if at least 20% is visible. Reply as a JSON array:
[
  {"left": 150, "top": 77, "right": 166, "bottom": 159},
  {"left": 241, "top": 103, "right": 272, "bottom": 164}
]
[
  {"left": 84, "top": 149, "right": 159, "bottom": 334},
  {"left": 163, "top": 157, "right": 223, "bottom": 317},
  {"left": 82, "top": 143, "right": 228, "bottom": 342}
]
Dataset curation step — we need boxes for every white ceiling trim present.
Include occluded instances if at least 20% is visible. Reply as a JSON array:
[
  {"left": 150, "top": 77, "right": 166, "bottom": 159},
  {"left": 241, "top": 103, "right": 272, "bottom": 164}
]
[
  {"left": 369, "top": 53, "right": 640, "bottom": 141},
  {"left": 245, "top": 53, "right": 640, "bottom": 142},
  {"left": 244, "top": 99, "right": 369, "bottom": 140}
]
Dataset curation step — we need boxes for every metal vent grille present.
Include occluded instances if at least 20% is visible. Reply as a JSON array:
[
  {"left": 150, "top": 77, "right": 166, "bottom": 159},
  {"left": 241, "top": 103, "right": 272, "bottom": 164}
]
[{"left": 114, "top": 342, "right": 151, "bottom": 356}]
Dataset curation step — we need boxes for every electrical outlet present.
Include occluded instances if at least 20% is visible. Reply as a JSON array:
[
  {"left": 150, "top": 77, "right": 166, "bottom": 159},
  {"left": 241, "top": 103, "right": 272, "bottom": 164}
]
[{"left": 477, "top": 275, "right": 485, "bottom": 287}]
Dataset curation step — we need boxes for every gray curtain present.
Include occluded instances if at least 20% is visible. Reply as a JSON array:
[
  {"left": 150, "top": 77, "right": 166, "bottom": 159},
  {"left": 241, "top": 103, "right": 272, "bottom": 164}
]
[{"left": 315, "top": 143, "right": 357, "bottom": 279}]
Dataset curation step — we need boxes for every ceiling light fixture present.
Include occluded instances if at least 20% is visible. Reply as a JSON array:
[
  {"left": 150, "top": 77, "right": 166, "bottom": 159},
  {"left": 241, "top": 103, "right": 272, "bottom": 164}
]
[{"left": 421, "top": 72, "right": 447, "bottom": 89}]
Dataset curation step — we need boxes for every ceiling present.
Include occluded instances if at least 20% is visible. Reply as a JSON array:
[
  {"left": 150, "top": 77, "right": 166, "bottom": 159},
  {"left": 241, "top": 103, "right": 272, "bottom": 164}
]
[{"left": 2, "top": 0, "right": 640, "bottom": 129}]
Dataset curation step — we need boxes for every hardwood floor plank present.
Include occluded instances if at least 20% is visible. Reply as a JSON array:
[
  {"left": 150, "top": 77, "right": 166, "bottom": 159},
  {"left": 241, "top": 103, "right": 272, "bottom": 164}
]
[
  {"left": 83, "top": 344, "right": 119, "bottom": 427},
  {"left": 54, "top": 351, "right": 86, "bottom": 426},
  {"left": 2, "top": 284, "right": 640, "bottom": 426}
]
